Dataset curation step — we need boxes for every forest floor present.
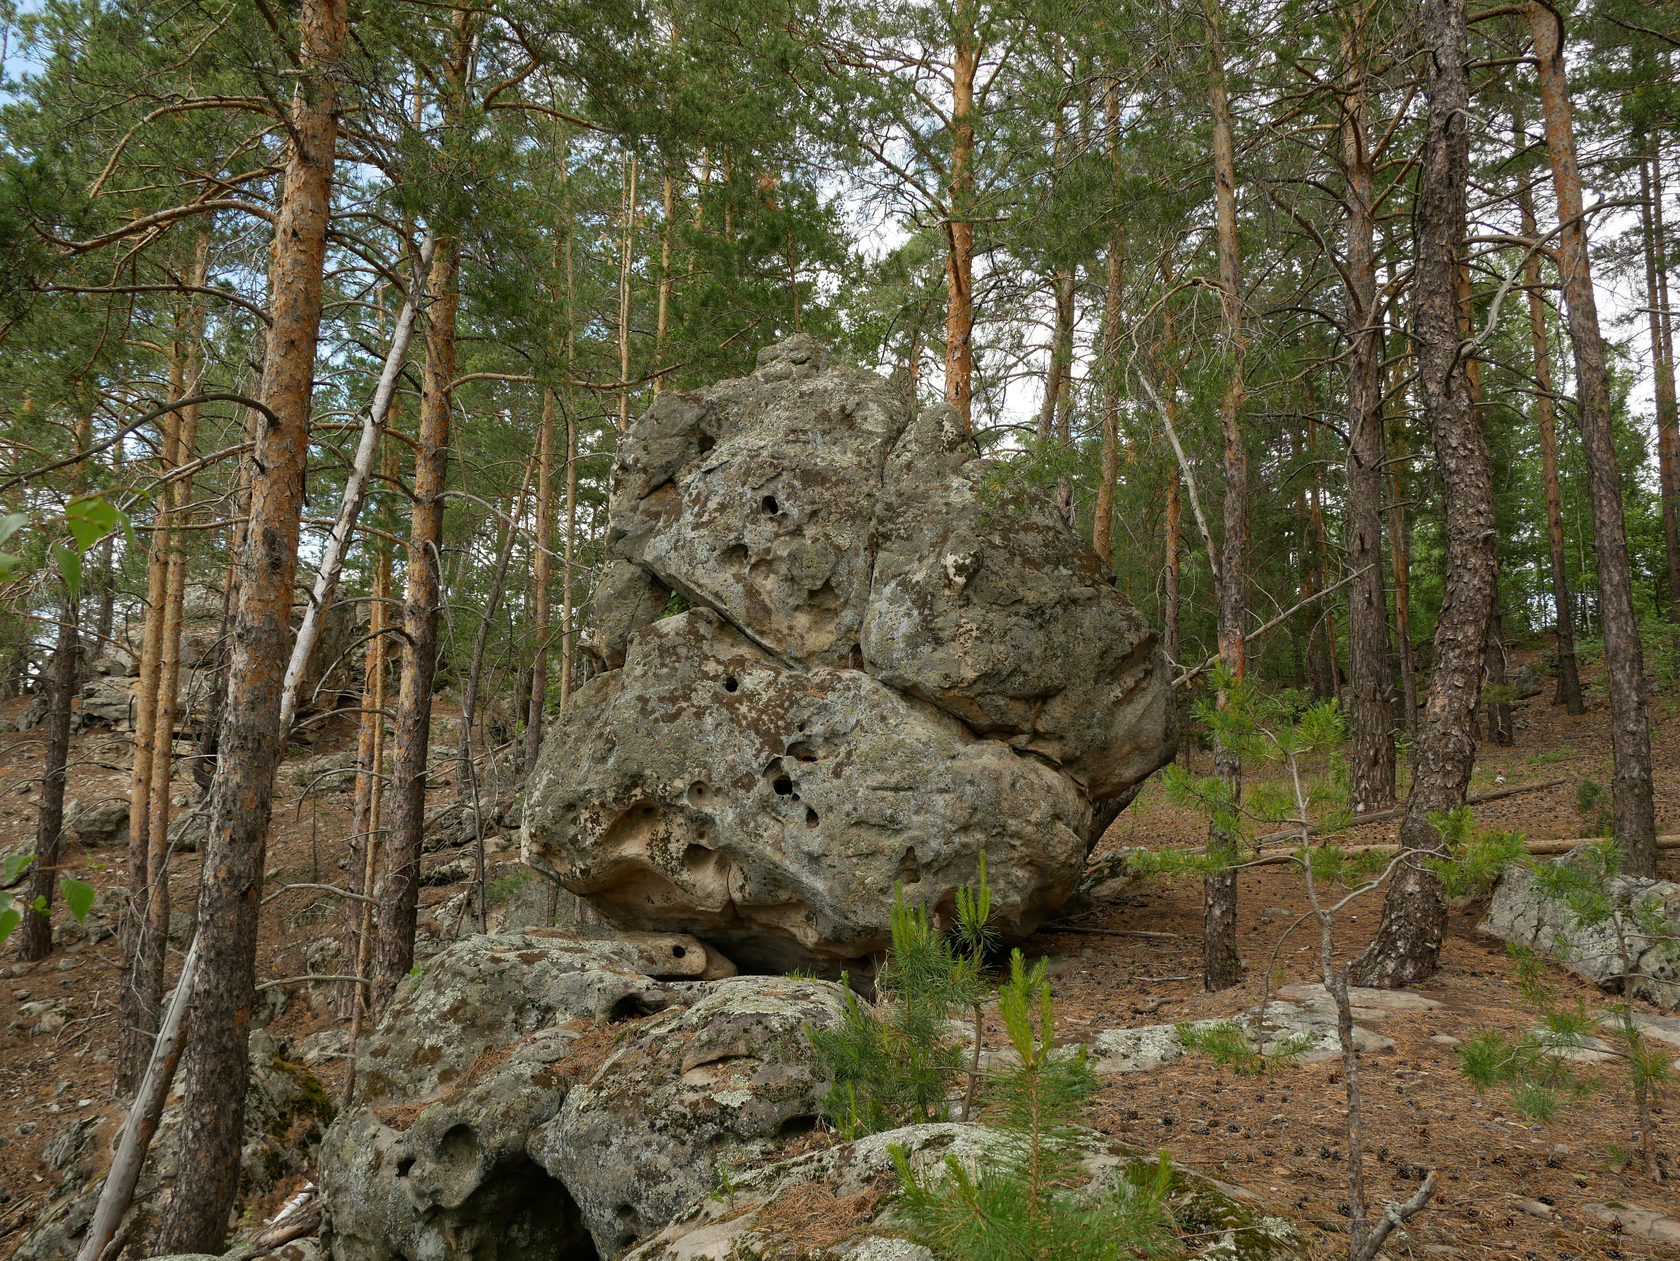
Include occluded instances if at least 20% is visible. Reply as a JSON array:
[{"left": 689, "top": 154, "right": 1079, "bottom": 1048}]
[{"left": 0, "top": 640, "right": 1678, "bottom": 1260}]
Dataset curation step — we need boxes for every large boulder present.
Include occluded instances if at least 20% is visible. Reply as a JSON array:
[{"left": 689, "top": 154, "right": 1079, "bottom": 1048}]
[
  {"left": 524, "top": 608, "right": 1089, "bottom": 973},
  {"left": 524, "top": 337, "right": 1175, "bottom": 970}
]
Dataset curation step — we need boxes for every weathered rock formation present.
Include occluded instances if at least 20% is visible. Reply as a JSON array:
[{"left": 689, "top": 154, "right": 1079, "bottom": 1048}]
[
  {"left": 524, "top": 336, "right": 1176, "bottom": 971},
  {"left": 317, "top": 931, "right": 844, "bottom": 1261},
  {"left": 1484, "top": 850, "right": 1680, "bottom": 1009}
]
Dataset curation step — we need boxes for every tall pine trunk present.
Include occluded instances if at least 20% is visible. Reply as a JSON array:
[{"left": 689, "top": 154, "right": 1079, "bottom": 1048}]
[
  {"left": 373, "top": 233, "right": 459, "bottom": 1015},
  {"left": 1353, "top": 0, "right": 1492, "bottom": 988},
  {"left": 1529, "top": 0, "right": 1658, "bottom": 877},
  {"left": 1095, "top": 81, "right": 1124, "bottom": 568},
  {"left": 1340, "top": 9, "right": 1396, "bottom": 810},
  {"left": 945, "top": 0, "right": 976, "bottom": 435},
  {"left": 1515, "top": 142, "right": 1585, "bottom": 711},
  {"left": 1204, "top": 1, "right": 1247, "bottom": 993},
  {"left": 157, "top": 0, "right": 346, "bottom": 1244}
]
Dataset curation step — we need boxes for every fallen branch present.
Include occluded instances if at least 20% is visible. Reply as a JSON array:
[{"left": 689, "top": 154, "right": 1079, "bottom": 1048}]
[{"left": 1243, "top": 832, "right": 1680, "bottom": 868}]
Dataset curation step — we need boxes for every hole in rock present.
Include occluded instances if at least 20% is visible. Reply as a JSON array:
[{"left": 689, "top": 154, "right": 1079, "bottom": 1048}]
[
  {"left": 688, "top": 781, "right": 708, "bottom": 804},
  {"left": 778, "top": 1114, "right": 820, "bottom": 1139},
  {"left": 761, "top": 495, "right": 780, "bottom": 515},
  {"left": 805, "top": 807, "right": 819, "bottom": 829},
  {"left": 683, "top": 844, "right": 719, "bottom": 875},
  {"left": 772, "top": 776, "right": 793, "bottom": 796},
  {"left": 458, "top": 1158, "right": 600, "bottom": 1261},
  {"left": 439, "top": 1123, "right": 478, "bottom": 1170},
  {"left": 696, "top": 432, "right": 715, "bottom": 453},
  {"left": 671, "top": 944, "right": 687, "bottom": 958},
  {"left": 899, "top": 847, "right": 922, "bottom": 885},
  {"left": 724, "top": 676, "right": 739, "bottom": 693},
  {"left": 609, "top": 994, "right": 657, "bottom": 1023},
  {"left": 785, "top": 740, "right": 819, "bottom": 762},
  {"left": 395, "top": 1156, "right": 415, "bottom": 1178},
  {"left": 614, "top": 1204, "right": 643, "bottom": 1251}
]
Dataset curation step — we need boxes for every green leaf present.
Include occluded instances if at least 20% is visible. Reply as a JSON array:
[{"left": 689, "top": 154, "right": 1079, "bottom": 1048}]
[
  {"left": 63, "top": 495, "right": 121, "bottom": 551},
  {"left": 61, "top": 877, "right": 94, "bottom": 923},
  {"left": 52, "top": 542, "right": 81, "bottom": 596},
  {"left": 2, "top": 851, "right": 33, "bottom": 884},
  {"left": 0, "top": 906, "right": 18, "bottom": 945},
  {"left": 0, "top": 512, "right": 25, "bottom": 547}
]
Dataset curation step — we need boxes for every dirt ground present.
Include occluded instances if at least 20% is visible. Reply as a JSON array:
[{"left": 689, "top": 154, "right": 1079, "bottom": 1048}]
[{"left": 0, "top": 642, "right": 1677, "bottom": 1260}]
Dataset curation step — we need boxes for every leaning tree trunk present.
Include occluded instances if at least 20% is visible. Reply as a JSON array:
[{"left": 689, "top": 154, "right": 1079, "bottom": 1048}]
[
  {"left": 18, "top": 590, "right": 77, "bottom": 962},
  {"left": 1352, "top": 0, "right": 1493, "bottom": 988},
  {"left": 1204, "top": 0, "right": 1247, "bottom": 993},
  {"left": 1514, "top": 137, "right": 1585, "bottom": 712},
  {"left": 524, "top": 387, "right": 556, "bottom": 775},
  {"left": 1341, "top": 11, "right": 1396, "bottom": 811},
  {"left": 1095, "top": 83, "right": 1124, "bottom": 569},
  {"left": 372, "top": 233, "right": 460, "bottom": 1016},
  {"left": 156, "top": 0, "right": 347, "bottom": 1246},
  {"left": 1529, "top": 0, "right": 1657, "bottom": 877}
]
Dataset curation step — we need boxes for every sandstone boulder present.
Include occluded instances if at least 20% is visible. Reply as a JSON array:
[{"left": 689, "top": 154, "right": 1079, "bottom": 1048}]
[{"left": 526, "top": 336, "right": 1175, "bottom": 969}]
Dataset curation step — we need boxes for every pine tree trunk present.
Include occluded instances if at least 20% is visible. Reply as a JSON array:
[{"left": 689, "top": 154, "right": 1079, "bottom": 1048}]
[
  {"left": 617, "top": 153, "right": 638, "bottom": 433},
  {"left": 1341, "top": 18, "right": 1396, "bottom": 811},
  {"left": 19, "top": 592, "right": 76, "bottom": 962},
  {"left": 1205, "top": 4, "right": 1246, "bottom": 993},
  {"left": 1642, "top": 157, "right": 1680, "bottom": 616},
  {"left": 156, "top": 0, "right": 346, "bottom": 1244},
  {"left": 945, "top": 1, "right": 976, "bottom": 435},
  {"left": 339, "top": 438, "right": 395, "bottom": 1020},
  {"left": 525, "top": 387, "right": 555, "bottom": 775},
  {"left": 1352, "top": 0, "right": 1492, "bottom": 988},
  {"left": 1515, "top": 151, "right": 1585, "bottom": 712},
  {"left": 1095, "top": 86, "right": 1123, "bottom": 568},
  {"left": 1529, "top": 0, "right": 1658, "bottom": 877},
  {"left": 116, "top": 396, "right": 177, "bottom": 1091},
  {"left": 133, "top": 249, "right": 208, "bottom": 1073},
  {"left": 1387, "top": 400, "right": 1418, "bottom": 739},
  {"left": 373, "top": 234, "right": 459, "bottom": 1015}
]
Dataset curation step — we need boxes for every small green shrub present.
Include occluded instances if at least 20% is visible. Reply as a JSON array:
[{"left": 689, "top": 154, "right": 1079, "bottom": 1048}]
[{"left": 891, "top": 952, "right": 1178, "bottom": 1260}]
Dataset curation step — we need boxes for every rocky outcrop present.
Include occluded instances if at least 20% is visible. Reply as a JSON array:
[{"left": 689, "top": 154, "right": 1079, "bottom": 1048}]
[
  {"left": 530, "top": 976, "right": 846, "bottom": 1256},
  {"left": 524, "top": 336, "right": 1176, "bottom": 971},
  {"left": 1483, "top": 852, "right": 1680, "bottom": 1009},
  {"left": 318, "top": 932, "right": 833, "bottom": 1261}
]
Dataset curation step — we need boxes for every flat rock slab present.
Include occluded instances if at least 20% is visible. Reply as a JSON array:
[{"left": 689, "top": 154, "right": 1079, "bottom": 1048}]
[
  {"left": 1087, "top": 1000, "right": 1393, "bottom": 1075},
  {"left": 1580, "top": 1201, "right": 1680, "bottom": 1242},
  {"left": 1276, "top": 983, "right": 1445, "bottom": 1014}
]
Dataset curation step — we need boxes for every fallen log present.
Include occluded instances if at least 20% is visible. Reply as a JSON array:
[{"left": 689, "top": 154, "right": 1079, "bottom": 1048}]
[
  {"left": 1249, "top": 777, "right": 1567, "bottom": 849},
  {"left": 1244, "top": 833, "right": 1680, "bottom": 868}
]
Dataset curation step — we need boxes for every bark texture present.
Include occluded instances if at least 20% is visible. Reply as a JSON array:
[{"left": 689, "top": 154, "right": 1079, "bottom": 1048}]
[
  {"left": 156, "top": 0, "right": 346, "bottom": 1244},
  {"left": 1352, "top": 0, "right": 1493, "bottom": 988},
  {"left": 19, "top": 592, "right": 76, "bottom": 962}
]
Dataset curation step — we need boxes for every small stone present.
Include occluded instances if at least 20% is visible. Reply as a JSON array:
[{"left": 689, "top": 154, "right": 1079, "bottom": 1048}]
[
  {"left": 1260, "top": 907, "right": 1293, "bottom": 919},
  {"left": 1517, "top": 1198, "right": 1554, "bottom": 1218},
  {"left": 16, "top": 1122, "right": 35, "bottom": 1137},
  {"left": 1430, "top": 1034, "right": 1460, "bottom": 1046},
  {"left": 12, "top": 989, "right": 28, "bottom": 1000}
]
